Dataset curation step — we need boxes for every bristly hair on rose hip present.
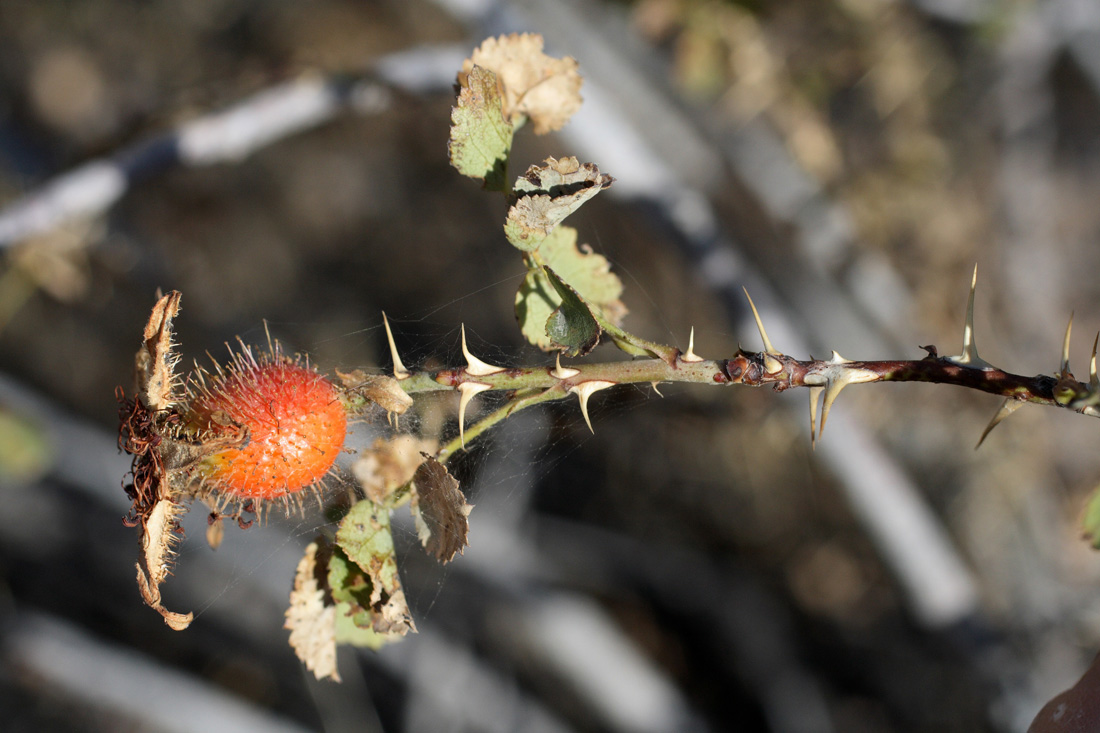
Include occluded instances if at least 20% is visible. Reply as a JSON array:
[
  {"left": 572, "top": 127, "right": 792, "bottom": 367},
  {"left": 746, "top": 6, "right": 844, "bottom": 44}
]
[{"left": 185, "top": 339, "right": 348, "bottom": 516}]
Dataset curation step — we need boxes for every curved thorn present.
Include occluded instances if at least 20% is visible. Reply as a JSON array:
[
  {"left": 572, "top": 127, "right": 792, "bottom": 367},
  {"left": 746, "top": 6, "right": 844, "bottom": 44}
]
[
  {"left": 818, "top": 379, "right": 850, "bottom": 439},
  {"left": 1090, "top": 333, "right": 1098, "bottom": 389},
  {"left": 962, "top": 264, "right": 978, "bottom": 359},
  {"left": 976, "top": 398, "right": 1024, "bottom": 449},
  {"left": 457, "top": 382, "right": 491, "bottom": 448},
  {"left": 949, "top": 264, "right": 993, "bottom": 369},
  {"left": 829, "top": 350, "right": 850, "bottom": 364},
  {"left": 683, "top": 327, "right": 704, "bottom": 363},
  {"left": 382, "top": 313, "right": 410, "bottom": 380},
  {"left": 462, "top": 324, "right": 504, "bottom": 377},
  {"left": 568, "top": 380, "right": 616, "bottom": 434},
  {"left": 551, "top": 353, "right": 580, "bottom": 380},
  {"left": 1060, "top": 312, "right": 1075, "bottom": 376},
  {"left": 651, "top": 381, "right": 664, "bottom": 397},
  {"left": 808, "top": 385, "right": 824, "bottom": 449},
  {"left": 743, "top": 288, "right": 778, "bottom": 355}
]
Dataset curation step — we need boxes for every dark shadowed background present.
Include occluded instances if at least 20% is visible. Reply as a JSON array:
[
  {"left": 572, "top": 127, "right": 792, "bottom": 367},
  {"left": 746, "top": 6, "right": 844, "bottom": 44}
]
[{"left": 2, "top": 1, "right": 1100, "bottom": 731}]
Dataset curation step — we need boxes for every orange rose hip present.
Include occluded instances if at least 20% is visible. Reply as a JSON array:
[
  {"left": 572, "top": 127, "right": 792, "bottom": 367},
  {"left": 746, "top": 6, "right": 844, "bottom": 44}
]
[{"left": 189, "top": 347, "right": 347, "bottom": 501}]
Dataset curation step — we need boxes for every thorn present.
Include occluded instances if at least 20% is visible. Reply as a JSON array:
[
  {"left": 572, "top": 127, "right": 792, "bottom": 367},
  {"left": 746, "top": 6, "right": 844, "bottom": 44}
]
[
  {"left": 808, "top": 386, "right": 823, "bottom": 450},
  {"left": 456, "top": 382, "right": 491, "bottom": 447},
  {"left": 462, "top": 324, "right": 504, "bottom": 377},
  {"left": 568, "top": 380, "right": 616, "bottom": 434},
  {"left": 1060, "top": 312, "right": 1075, "bottom": 377},
  {"left": 743, "top": 288, "right": 782, "bottom": 373},
  {"left": 682, "top": 327, "right": 704, "bottom": 363},
  {"left": 651, "top": 381, "right": 664, "bottom": 397},
  {"left": 829, "top": 351, "right": 850, "bottom": 364},
  {"left": 382, "top": 313, "right": 410, "bottom": 380},
  {"left": 551, "top": 353, "right": 580, "bottom": 380},
  {"left": 818, "top": 379, "right": 849, "bottom": 439},
  {"left": 948, "top": 264, "right": 993, "bottom": 369},
  {"left": 1090, "top": 333, "right": 1098, "bottom": 389},
  {"left": 976, "top": 398, "right": 1024, "bottom": 449}
]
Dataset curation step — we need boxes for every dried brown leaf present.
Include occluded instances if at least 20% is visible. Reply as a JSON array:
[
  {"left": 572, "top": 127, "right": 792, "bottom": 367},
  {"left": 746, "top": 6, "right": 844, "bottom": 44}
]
[
  {"left": 336, "top": 369, "right": 414, "bottom": 415},
  {"left": 460, "top": 33, "right": 582, "bottom": 134},
  {"left": 352, "top": 436, "right": 437, "bottom": 505},
  {"left": 285, "top": 542, "right": 340, "bottom": 682},
  {"left": 411, "top": 454, "right": 472, "bottom": 562},
  {"left": 504, "top": 157, "right": 614, "bottom": 252}
]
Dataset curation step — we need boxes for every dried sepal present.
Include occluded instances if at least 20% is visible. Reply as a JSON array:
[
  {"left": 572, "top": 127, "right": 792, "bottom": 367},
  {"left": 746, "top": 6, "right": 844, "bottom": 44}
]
[
  {"left": 285, "top": 541, "right": 340, "bottom": 682},
  {"left": 459, "top": 33, "right": 582, "bottom": 135},
  {"left": 135, "top": 290, "right": 183, "bottom": 411},
  {"left": 411, "top": 454, "right": 472, "bottom": 563},
  {"left": 135, "top": 497, "right": 192, "bottom": 630}
]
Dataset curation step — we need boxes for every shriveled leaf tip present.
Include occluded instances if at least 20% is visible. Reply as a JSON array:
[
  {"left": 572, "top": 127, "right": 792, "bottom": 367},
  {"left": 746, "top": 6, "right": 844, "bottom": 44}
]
[{"left": 461, "top": 33, "right": 583, "bottom": 135}]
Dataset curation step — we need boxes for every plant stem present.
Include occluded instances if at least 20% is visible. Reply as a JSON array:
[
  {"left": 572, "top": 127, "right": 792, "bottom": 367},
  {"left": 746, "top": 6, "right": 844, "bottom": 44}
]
[{"left": 395, "top": 348, "right": 1100, "bottom": 424}]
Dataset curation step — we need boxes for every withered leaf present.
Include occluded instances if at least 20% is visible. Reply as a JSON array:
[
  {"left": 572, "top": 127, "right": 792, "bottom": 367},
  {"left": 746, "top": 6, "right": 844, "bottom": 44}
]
[
  {"left": 285, "top": 542, "right": 340, "bottom": 682},
  {"left": 504, "top": 157, "right": 614, "bottom": 252},
  {"left": 336, "top": 369, "right": 413, "bottom": 416},
  {"left": 333, "top": 500, "right": 416, "bottom": 638},
  {"left": 352, "top": 436, "right": 437, "bottom": 506},
  {"left": 460, "top": 33, "right": 582, "bottom": 135},
  {"left": 411, "top": 454, "right": 472, "bottom": 563}
]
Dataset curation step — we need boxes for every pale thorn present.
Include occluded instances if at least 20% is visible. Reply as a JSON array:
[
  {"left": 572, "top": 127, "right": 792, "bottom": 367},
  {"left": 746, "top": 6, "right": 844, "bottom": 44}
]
[
  {"left": 1090, "top": 333, "right": 1098, "bottom": 389},
  {"left": 461, "top": 324, "right": 504, "bottom": 377},
  {"left": 808, "top": 385, "right": 824, "bottom": 450},
  {"left": 948, "top": 264, "right": 993, "bottom": 369},
  {"left": 568, "top": 380, "right": 616, "bottom": 434},
  {"left": 651, "top": 381, "right": 664, "bottom": 397},
  {"left": 829, "top": 351, "right": 851, "bottom": 364},
  {"left": 551, "top": 353, "right": 580, "bottom": 380},
  {"left": 743, "top": 288, "right": 779, "bottom": 356},
  {"left": 1060, "top": 312, "right": 1075, "bottom": 376},
  {"left": 975, "top": 398, "right": 1025, "bottom": 449},
  {"left": 382, "top": 313, "right": 410, "bottom": 380},
  {"left": 456, "top": 382, "right": 491, "bottom": 448},
  {"left": 682, "top": 327, "right": 704, "bottom": 363},
  {"left": 818, "top": 379, "right": 850, "bottom": 439}
]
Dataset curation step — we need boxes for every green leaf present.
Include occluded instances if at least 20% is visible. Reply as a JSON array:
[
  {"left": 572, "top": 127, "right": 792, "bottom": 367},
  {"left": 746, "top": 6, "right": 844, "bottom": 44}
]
[
  {"left": 544, "top": 267, "right": 601, "bottom": 356},
  {"left": 331, "top": 499, "right": 416, "bottom": 639},
  {"left": 515, "top": 226, "right": 626, "bottom": 352},
  {"left": 449, "top": 65, "right": 514, "bottom": 192},
  {"left": 1084, "top": 484, "right": 1100, "bottom": 550},
  {"left": 334, "top": 600, "right": 399, "bottom": 650},
  {"left": 503, "top": 157, "right": 613, "bottom": 252}
]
